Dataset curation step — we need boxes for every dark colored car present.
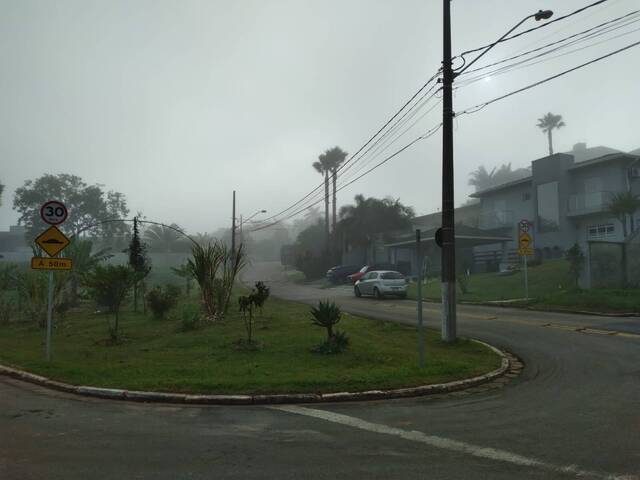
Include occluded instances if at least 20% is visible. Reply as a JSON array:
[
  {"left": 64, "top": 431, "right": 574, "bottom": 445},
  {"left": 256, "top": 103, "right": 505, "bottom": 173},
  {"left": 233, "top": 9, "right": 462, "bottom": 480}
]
[
  {"left": 326, "top": 265, "right": 360, "bottom": 284},
  {"left": 347, "top": 263, "right": 398, "bottom": 283}
]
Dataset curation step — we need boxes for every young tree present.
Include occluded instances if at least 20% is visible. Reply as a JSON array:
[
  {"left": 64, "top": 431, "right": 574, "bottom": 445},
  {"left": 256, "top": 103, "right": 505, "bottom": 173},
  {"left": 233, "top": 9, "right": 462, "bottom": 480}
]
[
  {"left": 536, "top": 113, "right": 566, "bottom": 155},
  {"left": 85, "top": 265, "right": 136, "bottom": 340},
  {"left": 13, "top": 173, "right": 129, "bottom": 238},
  {"left": 608, "top": 191, "right": 640, "bottom": 238},
  {"left": 128, "top": 217, "right": 152, "bottom": 312},
  {"left": 310, "top": 300, "right": 349, "bottom": 354},
  {"left": 66, "top": 238, "right": 112, "bottom": 304},
  {"left": 238, "top": 294, "right": 256, "bottom": 345},
  {"left": 565, "top": 243, "right": 585, "bottom": 288}
]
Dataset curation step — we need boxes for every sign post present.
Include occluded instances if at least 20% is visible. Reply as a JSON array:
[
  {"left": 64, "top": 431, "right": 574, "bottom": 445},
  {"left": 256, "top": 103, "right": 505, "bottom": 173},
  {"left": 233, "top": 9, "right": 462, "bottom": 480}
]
[
  {"left": 416, "top": 229, "right": 425, "bottom": 368},
  {"left": 517, "top": 220, "right": 534, "bottom": 300},
  {"left": 34, "top": 200, "right": 71, "bottom": 361}
]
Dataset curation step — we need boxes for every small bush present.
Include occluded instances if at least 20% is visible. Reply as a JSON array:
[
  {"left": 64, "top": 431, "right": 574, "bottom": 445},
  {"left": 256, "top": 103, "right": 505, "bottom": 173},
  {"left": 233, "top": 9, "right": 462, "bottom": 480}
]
[
  {"left": 147, "top": 284, "right": 181, "bottom": 319},
  {"left": 174, "top": 305, "right": 201, "bottom": 332},
  {"left": 312, "top": 330, "right": 350, "bottom": 354},
  {"left": 456, "top": 274, "right": 470, "bottom": 294},
  {"left": 0, "top": 295, "right": 17, "bottom": 324}
]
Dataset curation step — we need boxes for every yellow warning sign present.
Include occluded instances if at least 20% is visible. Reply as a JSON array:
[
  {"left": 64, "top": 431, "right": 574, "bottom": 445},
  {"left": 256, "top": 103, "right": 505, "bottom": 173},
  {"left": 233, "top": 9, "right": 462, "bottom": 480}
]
[
  {"left": 517, "top": 247, "right": 534, "bottom": 256},
  {"left": 31, "top": 257, "right": 73, "bottom": 271},
  {"left": 35, "top": 226, "right": 70, "bottom": 257},
  {"left": 518, "top": 232, "right": 532, "bottom": 249}
]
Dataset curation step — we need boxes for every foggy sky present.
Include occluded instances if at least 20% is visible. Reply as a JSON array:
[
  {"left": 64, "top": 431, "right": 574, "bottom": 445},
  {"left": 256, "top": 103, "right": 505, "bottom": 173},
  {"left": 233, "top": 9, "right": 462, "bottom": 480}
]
[{"left": 1, "top": 0, "right": 639, "bottom": 234}]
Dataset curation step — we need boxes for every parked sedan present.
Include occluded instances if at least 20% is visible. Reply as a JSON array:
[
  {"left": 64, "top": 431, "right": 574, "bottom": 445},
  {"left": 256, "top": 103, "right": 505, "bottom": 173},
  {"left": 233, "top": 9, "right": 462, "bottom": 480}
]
[
  {"left": 326, "top": 264, "right": 360, "bottom": 284},
  {"left": 347, "top": 263, "right": 398, "bottom": 283},
  {"left": 354, "top": 270, "right": 407, "bottom": 299}
]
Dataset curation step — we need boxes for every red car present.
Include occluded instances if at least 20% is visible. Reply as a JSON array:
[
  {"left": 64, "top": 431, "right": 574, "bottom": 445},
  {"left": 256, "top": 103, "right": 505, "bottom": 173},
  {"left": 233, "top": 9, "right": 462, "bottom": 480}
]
[{"left": 348, "top": 264, "right": 397, "bottom": 283}]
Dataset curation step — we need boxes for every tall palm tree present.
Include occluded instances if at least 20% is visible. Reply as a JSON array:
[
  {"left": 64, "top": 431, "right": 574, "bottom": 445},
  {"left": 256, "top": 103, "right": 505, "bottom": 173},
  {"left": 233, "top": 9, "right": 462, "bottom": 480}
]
[
  {"left": 608, "top": 191, "right": 640, "bottom": 238},
  {"left": 143, "top": 223, "right": 184, "bottom": 253},
  {"left": 321, "top": 146, "right": 349, "bottom": 234},
  {"left": 312, "top": 154, "right": 332, "bottom": 246},
  {"left": 536, "top": 112, "right": 566, "bottom": 155}
]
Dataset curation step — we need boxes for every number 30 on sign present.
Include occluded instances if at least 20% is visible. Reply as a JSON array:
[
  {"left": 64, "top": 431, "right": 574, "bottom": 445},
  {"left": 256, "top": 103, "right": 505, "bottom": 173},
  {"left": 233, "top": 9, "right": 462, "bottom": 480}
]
[{"left": 40, "top": 200, "right": 68, "bottom": 226}]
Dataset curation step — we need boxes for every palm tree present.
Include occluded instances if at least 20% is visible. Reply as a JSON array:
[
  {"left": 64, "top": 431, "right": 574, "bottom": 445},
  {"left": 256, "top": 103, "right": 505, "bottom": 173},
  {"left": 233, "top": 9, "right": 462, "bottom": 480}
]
[
  {"left": 143, "top": 223, "right": 184, "bottom": 253},
  {"left": 468, "top": 165, "right": 496, "bottom": 192},
  {"left": 321, "top": 146, "right": 348, "bottom": 233},
  {"left": 312, "top": 154, "right": 332, "bottom": 246},
  {"left": 608, "top": 191, "right": 640, "bottom": 238},
  {"left": 536, "top": 112, "right": 566, "bottom": 155}
]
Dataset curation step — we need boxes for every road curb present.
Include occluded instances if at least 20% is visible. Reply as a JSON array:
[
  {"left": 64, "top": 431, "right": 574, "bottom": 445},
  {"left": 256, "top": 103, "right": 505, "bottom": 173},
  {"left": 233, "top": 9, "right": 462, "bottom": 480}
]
[{"left": 0, "top": 339, "right": 514, "bottom": 405}]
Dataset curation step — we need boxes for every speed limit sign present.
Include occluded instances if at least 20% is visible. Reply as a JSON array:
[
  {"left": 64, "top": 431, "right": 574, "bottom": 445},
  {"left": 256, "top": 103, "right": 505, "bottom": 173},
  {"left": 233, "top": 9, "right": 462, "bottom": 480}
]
[{"left": 40, "top": 200, "right": 68, "bottom": 226}]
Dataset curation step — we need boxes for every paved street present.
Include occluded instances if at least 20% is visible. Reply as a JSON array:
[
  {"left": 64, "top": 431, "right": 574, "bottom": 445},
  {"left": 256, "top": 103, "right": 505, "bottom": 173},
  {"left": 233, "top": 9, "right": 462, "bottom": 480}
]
[{"left": 2, "top": 261, "right": 640, "bottom": 479}]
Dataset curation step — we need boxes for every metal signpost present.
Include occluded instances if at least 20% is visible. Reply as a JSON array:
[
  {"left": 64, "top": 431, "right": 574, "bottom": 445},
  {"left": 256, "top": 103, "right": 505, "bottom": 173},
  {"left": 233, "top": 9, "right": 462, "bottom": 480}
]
[
  {"left": 34, "top": 201, "right": 72, "bottom": 361},
  {"left": 517, "top": 220, "right": 534, "bottom": 300},
  {"left": 416, "top": 230, "right": 425, "bottom": 368}
]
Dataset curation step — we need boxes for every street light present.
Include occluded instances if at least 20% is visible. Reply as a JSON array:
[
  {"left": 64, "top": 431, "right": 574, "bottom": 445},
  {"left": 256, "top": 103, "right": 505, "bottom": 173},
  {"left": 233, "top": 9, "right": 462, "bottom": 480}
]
[
  {"left": 239, "top": 209, "right": 267, "bottom": 236},
  {"left": 439, "top": 4, "right": 553, "bottom": 342}
]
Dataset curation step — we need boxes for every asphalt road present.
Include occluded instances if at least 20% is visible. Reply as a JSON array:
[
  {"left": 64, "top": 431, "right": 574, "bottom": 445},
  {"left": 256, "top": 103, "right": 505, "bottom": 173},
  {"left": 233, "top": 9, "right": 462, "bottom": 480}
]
[{"left": 2, "top": 262, "right": 640, "bottom": 479}]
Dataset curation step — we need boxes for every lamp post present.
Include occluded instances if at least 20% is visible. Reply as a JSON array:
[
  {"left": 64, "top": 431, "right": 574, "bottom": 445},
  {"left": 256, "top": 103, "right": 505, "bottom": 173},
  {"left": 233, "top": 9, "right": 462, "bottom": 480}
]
[
  {"left": 440, "top": 3, "right": 553, "bottom": 342},
  {"left": 240, "top": 209, "right": 267, "bottom": 234}
]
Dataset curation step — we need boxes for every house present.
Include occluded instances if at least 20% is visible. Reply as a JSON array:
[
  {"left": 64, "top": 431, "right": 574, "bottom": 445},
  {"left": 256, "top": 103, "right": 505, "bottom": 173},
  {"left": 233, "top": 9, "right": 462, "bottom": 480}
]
[{"left": 471, "top": 144, "right": 639, "bottom": 259}]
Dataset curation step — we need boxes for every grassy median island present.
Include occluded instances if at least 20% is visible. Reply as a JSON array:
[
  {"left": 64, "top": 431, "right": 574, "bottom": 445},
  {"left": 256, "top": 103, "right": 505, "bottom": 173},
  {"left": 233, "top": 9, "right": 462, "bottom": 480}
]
[{"left": 0, "top": 295, "right": 500, "bottom": 395}]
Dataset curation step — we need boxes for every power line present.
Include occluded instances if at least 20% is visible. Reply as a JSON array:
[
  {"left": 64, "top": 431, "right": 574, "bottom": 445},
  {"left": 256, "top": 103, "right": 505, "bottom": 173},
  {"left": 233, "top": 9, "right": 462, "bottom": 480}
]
[
  {"left": 255, "top": 70, "right": 442, "bottom": 226},
  {"left": 456, "top": 15, "right": 640, "bottom": 87},
  {"left": 248, "top": 123, "right": 442, "bottom": 232},
  {"left": 459, "top": 9, "right": 640, "bottom": 76},
  {"left": 457, "top": 39, "right": 640, "bottom": 116},
  {"left": 454, "top": 0, "right": 610, "bottom": 60}
]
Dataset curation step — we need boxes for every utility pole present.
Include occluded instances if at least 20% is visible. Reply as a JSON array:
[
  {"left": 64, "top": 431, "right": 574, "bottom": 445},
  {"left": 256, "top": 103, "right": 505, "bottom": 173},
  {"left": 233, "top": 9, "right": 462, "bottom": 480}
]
[
  {"left": 441, "top": 0, "right": 456, "bottom": 342},
  {"left": 416, "top": 229, "right": 425, "bottom": 368},
  {"left": 231, "top": 190, "right": 236, "bottom": 254}
]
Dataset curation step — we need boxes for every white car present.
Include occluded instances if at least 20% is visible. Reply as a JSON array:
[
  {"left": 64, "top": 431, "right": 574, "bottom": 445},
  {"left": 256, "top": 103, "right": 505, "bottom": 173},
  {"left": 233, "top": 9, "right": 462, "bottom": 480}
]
[{"left": 354, "top": 270, "right": 407, "bottom": 299}]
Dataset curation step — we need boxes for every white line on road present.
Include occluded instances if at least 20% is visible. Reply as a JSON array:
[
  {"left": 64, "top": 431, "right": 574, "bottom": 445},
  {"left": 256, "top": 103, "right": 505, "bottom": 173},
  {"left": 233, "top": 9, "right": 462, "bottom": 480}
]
[{"left": 271, "top": 405, "right": 636, "bottom": 480}]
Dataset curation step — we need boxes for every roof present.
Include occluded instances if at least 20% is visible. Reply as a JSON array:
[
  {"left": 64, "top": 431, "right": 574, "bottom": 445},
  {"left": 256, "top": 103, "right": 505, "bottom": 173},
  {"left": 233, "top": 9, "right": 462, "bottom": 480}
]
[
  {"left": 628, "top": 147, "right": 640, "bottom": 156},
  {"left": 469, "top": 176, "right": 532, "bottom": 198},
  {"left": 568, "top": 153, "right": 638, "bottom": 171},
  {"left": 565, "top": 145, "right": 622, "bottom": 162}
]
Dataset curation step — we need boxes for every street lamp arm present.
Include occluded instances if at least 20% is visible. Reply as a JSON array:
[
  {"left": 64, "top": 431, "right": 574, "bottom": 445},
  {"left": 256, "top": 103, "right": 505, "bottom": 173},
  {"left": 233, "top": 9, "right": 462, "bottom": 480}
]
[{"left": 454, "top": 10, "right": 552, "bottom": 77}]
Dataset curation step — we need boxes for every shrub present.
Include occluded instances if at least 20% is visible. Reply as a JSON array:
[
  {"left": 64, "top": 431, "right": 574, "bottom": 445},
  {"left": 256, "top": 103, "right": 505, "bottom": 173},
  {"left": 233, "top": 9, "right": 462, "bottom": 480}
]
[
  {"left": 174, "top": 305, "right": 201, "bottom": 333},
  {"left": 565, "top": 243, "right": 585, "bottom": 288},
  {"left": 456, "top": 274, "right": 470, "bottom": 294},
  {"left": 253, "top": 281, "right": 271, "bottom": 315},
  {"left": 238, "top": 294, "right": 256, "bottom": 345},
  {"left": 312, "top": 330, "right": 350, "bottom": 354},
  {"left": 0, "top": 295, "right": 17, "bottom": 324},
  {"left": 85, "top": 265, "right": 136, "bottom": 340},
  {"left": 146, "top": 284, "right": 181, "bottom": 320},
  {"left": 310, "top": 300, "right": 348, "bottom": 353}
]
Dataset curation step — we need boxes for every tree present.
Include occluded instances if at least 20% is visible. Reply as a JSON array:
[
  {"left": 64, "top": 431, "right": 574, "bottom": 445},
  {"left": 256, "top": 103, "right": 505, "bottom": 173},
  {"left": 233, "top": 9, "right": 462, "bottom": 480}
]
[
  {"left": 0, "top": 179, "right": 4, "bottom": 207},
  {"left": 128, "top": 217, "right": 152, "bottom": 312},
  {"left": 66, "top": 238, "right": 112, "bottom": 304},
  {"left": 468, "top": 163, "right": 530, "bottom": 192},
  {"left": 338, "top": 195, "right": 414, "bottom": 260},
  {"left": 312, "top": 153, "right": 333, "bottom": 246},
  {"left": 536, "top": 113, "right": 566, "bottom": 155},
  {"left": 321, "top": 146, "right": 348, "bottom": 234},
  {"left": 565, "top": 243, "right": 585, "bottom": 288},
  {"left": 85, "top": 265, "right": 136, "bottom": 340},
  {"left": 310, "top": 300, "right": 349, "bottom": 354},
  {"left": 608, "top": 191, "right": 640, "bottom": 238},
  {"left": 143, "top": 223, "right": 185, "bottom": 253},
  {"left": 13, "top": 174, "right": 129, "bottom": 238}
]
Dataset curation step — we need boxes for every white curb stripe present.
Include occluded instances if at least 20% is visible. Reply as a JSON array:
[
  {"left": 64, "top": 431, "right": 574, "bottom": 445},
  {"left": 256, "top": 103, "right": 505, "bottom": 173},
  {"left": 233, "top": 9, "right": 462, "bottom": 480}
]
[{"left": 271, "top": 405, "right": 635, "bottom": 480}]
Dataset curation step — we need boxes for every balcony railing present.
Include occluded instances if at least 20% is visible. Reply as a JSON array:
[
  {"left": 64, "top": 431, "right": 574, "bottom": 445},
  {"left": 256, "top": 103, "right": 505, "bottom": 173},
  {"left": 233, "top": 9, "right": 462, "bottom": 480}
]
[
  {"left": 478, "top": 210, "right": 514, "bottom": 230},
  {"left": 568, "top": 191, "right": 611, "bottom": 216}
]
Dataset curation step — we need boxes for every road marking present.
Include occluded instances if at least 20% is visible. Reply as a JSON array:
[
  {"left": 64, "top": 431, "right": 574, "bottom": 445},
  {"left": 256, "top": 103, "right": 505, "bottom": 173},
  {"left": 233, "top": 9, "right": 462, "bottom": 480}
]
[{"left": 271, "top": 405, "right": 636, "bottom": 480}]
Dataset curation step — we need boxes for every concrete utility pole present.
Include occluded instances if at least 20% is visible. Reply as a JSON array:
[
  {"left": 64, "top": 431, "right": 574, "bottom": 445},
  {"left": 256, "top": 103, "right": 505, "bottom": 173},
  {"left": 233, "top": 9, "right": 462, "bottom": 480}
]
[
  {"left": 231, "top": 190, "right": 236, "bottom": 254},
  {"left": 439, "top": 4, "right": 552, "bottom": 343},
  {"left": 441, "top": 0, "right": 457, "bottom": 342}
]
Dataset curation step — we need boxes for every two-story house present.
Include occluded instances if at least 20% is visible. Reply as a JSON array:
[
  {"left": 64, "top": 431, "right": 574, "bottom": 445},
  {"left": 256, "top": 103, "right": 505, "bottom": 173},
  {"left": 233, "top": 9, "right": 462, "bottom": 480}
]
[{"left": 470, "top": 144, "right": 640, "bottom": 271}]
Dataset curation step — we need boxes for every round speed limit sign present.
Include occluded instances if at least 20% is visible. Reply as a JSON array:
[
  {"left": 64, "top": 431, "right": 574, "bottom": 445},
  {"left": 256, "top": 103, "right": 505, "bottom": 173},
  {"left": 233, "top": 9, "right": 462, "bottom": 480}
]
[{"left": 40, "top": 200, "right": 68, "bottom": 226}]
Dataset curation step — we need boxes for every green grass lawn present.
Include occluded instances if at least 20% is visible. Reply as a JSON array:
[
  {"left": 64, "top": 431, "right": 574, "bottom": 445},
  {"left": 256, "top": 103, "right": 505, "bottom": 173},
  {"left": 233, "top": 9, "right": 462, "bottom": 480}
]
[
  {"left": 0, "top": 294, "right": 500, "bottom": 395},
  {"left": 407, "top": 259, "right": 640, "bottom": 313}
]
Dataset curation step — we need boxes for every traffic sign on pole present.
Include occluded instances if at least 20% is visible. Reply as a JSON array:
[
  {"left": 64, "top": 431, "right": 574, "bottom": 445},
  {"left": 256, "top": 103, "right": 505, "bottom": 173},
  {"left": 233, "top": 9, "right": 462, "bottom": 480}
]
[
  {"left": 31, "top": 257, "right": 73, "bottom": 271},
  {"left": 40, "top": 200, "right": 68, "bottom": 226},
  {"left": 35, "top": 226, "right": 71, "bottom": 257}
]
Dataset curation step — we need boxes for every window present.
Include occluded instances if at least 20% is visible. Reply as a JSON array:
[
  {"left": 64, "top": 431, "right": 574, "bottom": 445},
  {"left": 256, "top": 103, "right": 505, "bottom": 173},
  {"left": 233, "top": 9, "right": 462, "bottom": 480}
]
[
  {"left": 381, "top": 272, "right": 404, "bottom": 280},
  {"left": 587, "top": 223, "right": 615, "bottom": 240},
  {"left": 537, "top": 181, "right": 560, "bottom": 232},
  {"left": 522, "top": 192, "right": 531, "bottom": 201}
]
